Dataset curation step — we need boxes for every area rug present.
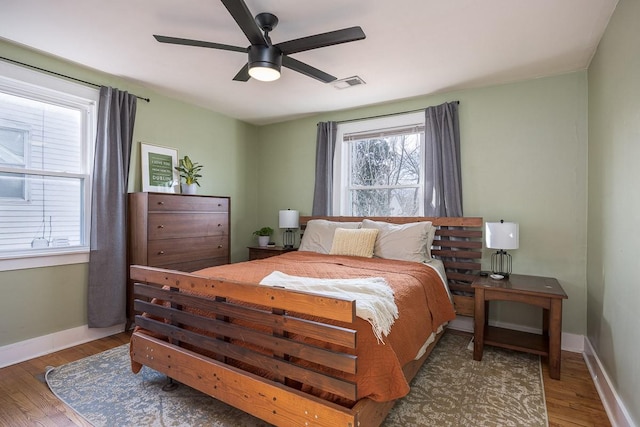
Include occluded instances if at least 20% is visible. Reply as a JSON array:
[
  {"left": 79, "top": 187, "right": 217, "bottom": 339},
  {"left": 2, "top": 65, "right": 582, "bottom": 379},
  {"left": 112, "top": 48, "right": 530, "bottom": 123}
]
[{"left": 45, "top": 332, "right": 548, "bottom": 426}]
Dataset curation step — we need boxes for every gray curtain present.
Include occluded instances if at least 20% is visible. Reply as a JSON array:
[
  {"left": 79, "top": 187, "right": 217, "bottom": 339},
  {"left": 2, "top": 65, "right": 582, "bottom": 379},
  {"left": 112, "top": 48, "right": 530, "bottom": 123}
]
[
  {"left": 311, "top": 121, "right": 337, "bottom": 215},
  {"left": 88, "top": 87, "right": 137, "bottom": 328},
  {"left": 424, "top": 101, "right": 462, "bottom": 217}
]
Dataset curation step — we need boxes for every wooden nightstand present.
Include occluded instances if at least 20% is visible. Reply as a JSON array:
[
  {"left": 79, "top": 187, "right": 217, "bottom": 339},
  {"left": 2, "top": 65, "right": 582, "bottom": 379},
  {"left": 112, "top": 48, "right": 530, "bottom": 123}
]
[
  {"left": 472, "top": 273, "right": 568, "bottom": 379},
  {"left": 248, "top": 246, "right": 296, "bottom": 260}
]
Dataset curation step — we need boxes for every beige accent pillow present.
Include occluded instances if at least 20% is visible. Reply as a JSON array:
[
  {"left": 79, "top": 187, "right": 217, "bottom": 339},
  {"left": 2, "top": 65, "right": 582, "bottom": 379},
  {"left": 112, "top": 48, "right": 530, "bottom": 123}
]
[
  {"left": 361, "top": 219, "right": 434, "bottom": 263},
  {"left": 298, "top": 220, "right": 361, "bottom": 254},
  {"left": 329, "top": 228, "right": 379, "bottom": 258}
]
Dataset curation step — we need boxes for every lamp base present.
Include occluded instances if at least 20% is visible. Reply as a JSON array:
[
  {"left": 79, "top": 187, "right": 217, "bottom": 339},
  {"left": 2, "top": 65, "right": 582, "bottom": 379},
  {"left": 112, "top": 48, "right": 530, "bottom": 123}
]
[
  {"left": 491, "top": 273, "right": 510, "bottom": 279},
  {"left": 491, "top": 250, "right": 512, "bottom": 277},
  {"left": 282, "top": 228, "right": 296, "bottom": 249}
]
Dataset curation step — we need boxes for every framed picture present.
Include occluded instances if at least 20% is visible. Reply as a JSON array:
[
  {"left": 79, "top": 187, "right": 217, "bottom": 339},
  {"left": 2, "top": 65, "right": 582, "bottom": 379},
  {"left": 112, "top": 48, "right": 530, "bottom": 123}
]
[{"left": 140, "top": 142, "right": 179, "bottom": 193}]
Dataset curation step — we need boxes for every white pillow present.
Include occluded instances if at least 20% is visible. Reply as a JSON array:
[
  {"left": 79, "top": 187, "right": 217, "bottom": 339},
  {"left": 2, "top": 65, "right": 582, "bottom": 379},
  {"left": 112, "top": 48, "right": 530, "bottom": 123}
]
[
  {"left": 299, "top": 220, "right": 361, "bottom": 254},
  {"left": 425, "top": 223, "right": 437, "bottom": 258},
  {"left": 329, "top": 228, "right": 378, "bottom": 258},
  {"left": 361, "top": 219, "right": 433, "bottom": 263}
]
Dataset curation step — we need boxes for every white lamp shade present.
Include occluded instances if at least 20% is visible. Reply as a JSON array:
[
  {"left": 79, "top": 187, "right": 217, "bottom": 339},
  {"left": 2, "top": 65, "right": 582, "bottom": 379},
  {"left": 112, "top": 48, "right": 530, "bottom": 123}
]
[
  {"left": 485, "top": 222, "right": 519, "bottom": 250},
  {"left": 279, "top": 209, "right": 299, "bottom": 229}
]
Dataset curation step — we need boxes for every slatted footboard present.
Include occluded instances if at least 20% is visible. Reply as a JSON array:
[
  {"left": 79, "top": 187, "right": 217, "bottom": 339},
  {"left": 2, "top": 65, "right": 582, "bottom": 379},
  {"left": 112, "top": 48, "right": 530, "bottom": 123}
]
[{"left": 130, "top": 265, "right": 364, "bottom": 426}]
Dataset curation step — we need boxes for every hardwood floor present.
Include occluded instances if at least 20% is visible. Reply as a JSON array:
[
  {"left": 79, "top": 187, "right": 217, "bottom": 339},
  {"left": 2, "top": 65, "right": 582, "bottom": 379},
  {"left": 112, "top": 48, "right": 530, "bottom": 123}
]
[
  {"left": 0, "top": 331, "right": 611, "bottom": 426},
  {"left": 543, "top": 350, "right": 612, "bottom": 427},
  {"left": 0, "top": 333, "right": 131, "bottom": 427}
]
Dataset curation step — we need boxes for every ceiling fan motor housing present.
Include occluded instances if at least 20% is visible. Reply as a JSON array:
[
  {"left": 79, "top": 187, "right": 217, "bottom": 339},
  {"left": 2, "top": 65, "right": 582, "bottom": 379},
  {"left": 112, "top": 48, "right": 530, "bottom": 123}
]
[{"left": 248, "top": 45, "right": 282, "bottom": 69}]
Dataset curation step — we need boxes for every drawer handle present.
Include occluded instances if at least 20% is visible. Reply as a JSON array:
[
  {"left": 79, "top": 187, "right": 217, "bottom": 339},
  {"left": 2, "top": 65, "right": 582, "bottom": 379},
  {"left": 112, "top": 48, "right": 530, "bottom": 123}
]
[
  {"left": 158, "top": 251, "right": 165, "bottom": 255},
  {"left": 158, "top": 225, "right": 165, "bottom": 229},
  {"left": 218, "top": 203, "right": 222, "bottom": 207},
  {"left": 157, "top": 201, "right": 164, "bottom": 205},
  {"left": 217, "top": 245, "right": 223, "bottom": 249},
  {"left": 217, "top": 223, "right": 222, "bottom": 227}
]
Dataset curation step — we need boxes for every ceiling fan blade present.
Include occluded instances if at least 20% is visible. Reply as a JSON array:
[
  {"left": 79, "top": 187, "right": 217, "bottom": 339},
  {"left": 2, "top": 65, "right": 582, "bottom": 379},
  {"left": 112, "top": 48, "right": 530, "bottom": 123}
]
[
  {"left": 154, "top": 35, "right": 246, "bottom": 53},
  {"left": 282, "top": 56, "right": 336, "bottom": 83},
  {"left": 232, "top": 64, "right": 251, "bottom": 81},
  {"left": 276, "top": 26, "right": 365, "bottom": 55},
  {"left": 220, "top": 0, "right": 267, "bottom": 46}
]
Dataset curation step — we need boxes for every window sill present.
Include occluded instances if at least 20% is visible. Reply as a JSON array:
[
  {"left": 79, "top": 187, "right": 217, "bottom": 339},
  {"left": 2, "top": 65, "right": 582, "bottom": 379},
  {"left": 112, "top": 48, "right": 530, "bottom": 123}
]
[{"left": 0, "top": 248, "right": 90, "bottom": 272}]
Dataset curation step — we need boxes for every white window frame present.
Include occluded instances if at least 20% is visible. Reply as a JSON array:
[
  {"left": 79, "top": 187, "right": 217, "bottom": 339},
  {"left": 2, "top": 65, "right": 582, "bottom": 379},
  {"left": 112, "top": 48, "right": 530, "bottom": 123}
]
[
  {"left": 0, "top": 60, "right": 98, "bottom": 271},
  {"left": 333, "top": 112, "right": 426, "bottom": 216}
]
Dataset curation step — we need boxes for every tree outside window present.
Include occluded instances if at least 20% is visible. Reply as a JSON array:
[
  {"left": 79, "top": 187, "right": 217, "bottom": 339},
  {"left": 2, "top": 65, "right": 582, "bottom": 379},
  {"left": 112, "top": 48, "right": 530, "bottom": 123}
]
[
  {"left": 334, "top": 112, "right": 425, "bottom": 216},
  {"left": 349, "top": 133, "right": 422, "bottom": 216}
]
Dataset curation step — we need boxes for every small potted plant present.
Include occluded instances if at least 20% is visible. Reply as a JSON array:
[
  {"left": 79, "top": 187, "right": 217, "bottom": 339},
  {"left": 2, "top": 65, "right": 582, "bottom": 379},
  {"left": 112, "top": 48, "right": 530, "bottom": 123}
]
[
  {"left": 253, "top": 226, "right": 273, "bottom": 247},
  {"left": 174, "top": 155, "right": 203, "bottom": 195}
]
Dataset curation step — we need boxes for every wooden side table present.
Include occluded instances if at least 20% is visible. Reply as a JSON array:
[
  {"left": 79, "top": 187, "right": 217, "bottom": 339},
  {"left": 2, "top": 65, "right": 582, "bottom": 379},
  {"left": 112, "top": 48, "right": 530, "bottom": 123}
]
[
  {"left": 248, "top": 246, "right": 296, "bottom": 260},
  {"left": 472, "top": 274, "right": 568, "bottom": 379}
]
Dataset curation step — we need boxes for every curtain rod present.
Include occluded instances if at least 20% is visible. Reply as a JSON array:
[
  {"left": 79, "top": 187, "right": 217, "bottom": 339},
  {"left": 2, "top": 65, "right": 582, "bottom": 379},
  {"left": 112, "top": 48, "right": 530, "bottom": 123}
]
[
  {"left": 0, "top": 56, "right": 150, "bottom": 103},
  {"left": 335, "top": 101, "right": 459, "bottom": 124}
]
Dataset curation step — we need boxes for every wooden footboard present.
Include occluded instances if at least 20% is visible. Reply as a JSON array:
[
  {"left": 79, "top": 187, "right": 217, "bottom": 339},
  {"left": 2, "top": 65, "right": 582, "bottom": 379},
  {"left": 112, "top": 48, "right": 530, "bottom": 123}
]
[{"left": 129, "top": 265, "right": 443, "bottom": 427}]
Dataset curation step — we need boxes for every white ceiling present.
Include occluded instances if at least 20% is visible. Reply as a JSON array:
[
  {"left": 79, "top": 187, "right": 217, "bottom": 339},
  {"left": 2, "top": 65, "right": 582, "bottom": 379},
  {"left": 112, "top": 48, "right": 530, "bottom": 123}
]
[{"left": 0, "top": 0, "right": 617, "bottom": 125}]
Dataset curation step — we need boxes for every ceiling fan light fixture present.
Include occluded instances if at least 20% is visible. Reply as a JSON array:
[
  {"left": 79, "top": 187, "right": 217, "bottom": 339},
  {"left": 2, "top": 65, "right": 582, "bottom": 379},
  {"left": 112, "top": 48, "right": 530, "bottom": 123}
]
[
  {"left": 248, "top": 45, "right": 282, "bottom": 81},
  {"left": 248, "top": 65, "right": 280, "bottom": 81}
]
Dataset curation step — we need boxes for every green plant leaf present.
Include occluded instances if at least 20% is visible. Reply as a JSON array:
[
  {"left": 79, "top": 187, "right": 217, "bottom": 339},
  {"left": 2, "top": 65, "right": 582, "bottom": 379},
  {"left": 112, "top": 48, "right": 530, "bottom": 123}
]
[
  {"left": 252, "top": 227, "right": 274, "bottom": 236},
  {"left": 174, "top": 155, "right": 204, "bottom": 186}
]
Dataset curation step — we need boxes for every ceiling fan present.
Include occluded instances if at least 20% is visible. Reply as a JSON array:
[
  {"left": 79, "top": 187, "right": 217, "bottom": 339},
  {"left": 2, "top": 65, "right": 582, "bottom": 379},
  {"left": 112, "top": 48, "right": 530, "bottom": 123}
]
[{"left": 153, "top": 0, "right": 366, "bottom": 83}]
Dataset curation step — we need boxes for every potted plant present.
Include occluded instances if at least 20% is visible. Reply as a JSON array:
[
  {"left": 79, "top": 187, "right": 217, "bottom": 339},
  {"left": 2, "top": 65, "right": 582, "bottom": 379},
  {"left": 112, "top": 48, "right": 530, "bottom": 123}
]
[
  {"left": 253, "top": 226, "right": 273, "bottom": 247},
  {"left": 174, "top": 155, "right": 203, "bottom": 195}
]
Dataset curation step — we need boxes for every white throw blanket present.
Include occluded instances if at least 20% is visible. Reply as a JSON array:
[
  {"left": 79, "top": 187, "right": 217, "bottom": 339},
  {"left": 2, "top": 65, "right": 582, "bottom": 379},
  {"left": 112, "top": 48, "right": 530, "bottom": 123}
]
[{"left": 259, "top": 271, "right": 398, "bottom": 343}]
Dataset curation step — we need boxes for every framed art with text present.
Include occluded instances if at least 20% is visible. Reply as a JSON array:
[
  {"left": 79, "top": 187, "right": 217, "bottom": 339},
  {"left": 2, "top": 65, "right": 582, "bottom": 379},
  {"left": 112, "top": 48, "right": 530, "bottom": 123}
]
[{"left": 140, "top": 142, "right": 178, "bottom": 193}]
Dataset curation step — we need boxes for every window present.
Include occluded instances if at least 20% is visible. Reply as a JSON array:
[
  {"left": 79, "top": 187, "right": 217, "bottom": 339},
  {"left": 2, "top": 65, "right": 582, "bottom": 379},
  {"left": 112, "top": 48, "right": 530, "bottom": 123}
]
[
  {"left": 333, "top": 112, "right": 425, "bottom": 216},
  {"left": 0, "top": 60, "right": 98, "bottom": 269},
  {"left": 0, "top": 124, "right": 28, "bottom": 199}
]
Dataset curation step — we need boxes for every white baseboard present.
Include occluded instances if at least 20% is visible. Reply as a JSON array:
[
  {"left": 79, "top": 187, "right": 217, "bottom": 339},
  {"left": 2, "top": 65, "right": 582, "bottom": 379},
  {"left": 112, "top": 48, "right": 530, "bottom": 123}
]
[
  {"left": 583, "top": 337, "right": 636, "bottom": 427},
  {"left": 0, "top": 323, "right": 125, "bottom": 368},
  {"left": 448, "top": 315, "right": 474, "bottom": 333},
  {"left": 448, "top": 315, "right": 584, "bottom": 352}
]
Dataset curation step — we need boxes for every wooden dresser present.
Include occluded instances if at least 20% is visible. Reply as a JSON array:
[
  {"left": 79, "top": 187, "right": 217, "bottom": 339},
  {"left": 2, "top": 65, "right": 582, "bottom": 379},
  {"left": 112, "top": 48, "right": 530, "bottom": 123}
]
[{"left": 127, "top": 192, "right": 230, "bottom": 323}]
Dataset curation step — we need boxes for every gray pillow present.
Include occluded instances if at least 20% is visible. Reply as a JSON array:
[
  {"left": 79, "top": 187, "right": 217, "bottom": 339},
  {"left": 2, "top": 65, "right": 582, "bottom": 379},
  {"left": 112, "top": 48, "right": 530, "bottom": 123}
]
[
  {"left": 361, "top": 219, "right": 434, "bottom": 263},
  {"left": 299, "top": 219, "right": 361, "bottom": 254}
]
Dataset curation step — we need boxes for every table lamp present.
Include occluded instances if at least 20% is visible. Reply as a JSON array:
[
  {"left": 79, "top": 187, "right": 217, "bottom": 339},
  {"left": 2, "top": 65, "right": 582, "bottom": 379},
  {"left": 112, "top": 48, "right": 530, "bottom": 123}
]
[
  {"left": 485, "top": 220, "right": 519, "bottom": 278},
  {"left": 279, "top": 209, "right": 299, "bottom": 249}
]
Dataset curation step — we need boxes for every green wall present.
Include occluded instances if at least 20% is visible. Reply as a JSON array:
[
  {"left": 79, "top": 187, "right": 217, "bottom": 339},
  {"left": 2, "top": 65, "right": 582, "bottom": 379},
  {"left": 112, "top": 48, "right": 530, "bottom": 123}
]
[
  {"left": 257, "top": 72, "right": 589, "bottom": 336},
  {"left": 587, "top": 0, "right": 639, "bottom": 423},
  {"left": 0, "top": 264, "right": 90, "bottom": 343},
  {"left": 0, "top": 40, "right": 258, "bottom": 346}
]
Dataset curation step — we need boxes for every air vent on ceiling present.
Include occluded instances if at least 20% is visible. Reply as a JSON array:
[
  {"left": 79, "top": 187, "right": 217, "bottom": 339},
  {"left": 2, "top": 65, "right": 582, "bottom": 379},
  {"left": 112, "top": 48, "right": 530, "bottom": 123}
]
[{"left": 332, "top": 76, "right": 366, "bottom": 89}]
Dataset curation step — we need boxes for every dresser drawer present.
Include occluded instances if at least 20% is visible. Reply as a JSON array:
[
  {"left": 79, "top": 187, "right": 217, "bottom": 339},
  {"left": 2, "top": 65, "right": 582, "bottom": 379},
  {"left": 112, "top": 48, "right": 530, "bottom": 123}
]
[
  {"left": 148, "top": 212, "right": 228, "bottom": 239},
  {"left": 148, "top": 193, "right": 229, "bottom": 212},
  {"left": 148, "top": 236, "right": 228, "bottom": 266}
]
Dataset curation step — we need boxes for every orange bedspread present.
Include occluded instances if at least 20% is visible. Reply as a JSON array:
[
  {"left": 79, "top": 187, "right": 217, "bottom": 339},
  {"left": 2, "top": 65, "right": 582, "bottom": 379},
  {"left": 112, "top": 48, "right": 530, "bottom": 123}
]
[{"left": 132, "top": 251, "right": 455, "bottom": 403}]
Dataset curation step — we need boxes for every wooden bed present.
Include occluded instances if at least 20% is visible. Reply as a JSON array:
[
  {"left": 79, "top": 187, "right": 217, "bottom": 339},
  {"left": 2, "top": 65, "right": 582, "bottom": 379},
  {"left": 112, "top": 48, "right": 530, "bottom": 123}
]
[{"left": 129, "top": 216, "right": 482, "bottom": 426}]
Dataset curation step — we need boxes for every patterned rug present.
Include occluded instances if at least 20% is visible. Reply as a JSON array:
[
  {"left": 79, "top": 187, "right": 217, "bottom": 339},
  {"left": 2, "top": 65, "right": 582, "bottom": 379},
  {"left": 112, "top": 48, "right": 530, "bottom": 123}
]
[{"left": 45, "top": 332, "right": 547, "bottom": 426}]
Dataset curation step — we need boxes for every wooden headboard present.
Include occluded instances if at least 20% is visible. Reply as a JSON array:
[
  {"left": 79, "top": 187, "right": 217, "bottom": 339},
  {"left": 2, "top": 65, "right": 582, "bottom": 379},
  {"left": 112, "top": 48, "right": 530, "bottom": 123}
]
[{"left": 300, "top": 216, "right": 483, "bottom": 316}]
